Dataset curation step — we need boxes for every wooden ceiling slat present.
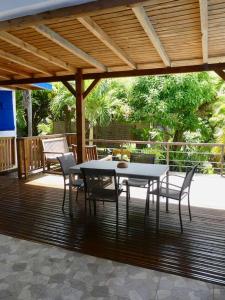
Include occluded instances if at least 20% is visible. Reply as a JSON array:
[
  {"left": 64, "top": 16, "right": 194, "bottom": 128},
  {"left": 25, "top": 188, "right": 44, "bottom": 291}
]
[
  {"left": 0, "top": 31, "right": 76, "bottom": 73},
  {"left": 0, "top": 0, "right": 224, "bottom": 84},
  {"left": 33, "top": 24, "right": 108, "bottom": 71},
  {"left": 78, "top": 16, "right": 136, "bottom": 69}
]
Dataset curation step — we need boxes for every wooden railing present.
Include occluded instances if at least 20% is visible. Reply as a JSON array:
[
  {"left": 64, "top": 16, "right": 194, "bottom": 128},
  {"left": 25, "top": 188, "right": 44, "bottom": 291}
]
[
  {"left": 17, "top": 133, "right": 77, "bottom": 179},
  {"left": 89, "top": 139, "right": 225, "bottom": 175},
  {"left": 16, "top": 135, "right": 225, "bottom": 178},
  {"left": 0, "top": 137, "right": 15, "bottom": 172}
]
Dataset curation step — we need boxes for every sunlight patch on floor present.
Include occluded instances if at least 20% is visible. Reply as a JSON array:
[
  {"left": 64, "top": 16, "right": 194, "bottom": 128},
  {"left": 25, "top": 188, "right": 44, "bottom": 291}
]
[{"left": 25, "top": 174, "right": 64, "bottom": 189}]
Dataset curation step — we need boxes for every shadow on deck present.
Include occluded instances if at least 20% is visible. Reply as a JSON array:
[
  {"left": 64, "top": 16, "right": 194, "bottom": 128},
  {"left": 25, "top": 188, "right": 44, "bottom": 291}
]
[{"left": 0, "top": 174, "right": 225, "bottom": 286}]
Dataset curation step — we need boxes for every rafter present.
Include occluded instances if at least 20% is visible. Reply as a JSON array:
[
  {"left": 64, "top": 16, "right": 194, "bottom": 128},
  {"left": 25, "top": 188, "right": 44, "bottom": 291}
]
[
  {"left": 0, "top": 65, "right": 29, "bottom": 77},
  {"left": 78, "top": 16, "right": 136, "bottom": 69},
  {"left": 0, "top": 31, "right": 75, "bottom": 73},
  {"left": 0, "top": 49, "right": 52, "bottom": 75},
  {"left": 199, "top": 0, "right": 208, "bottom": 63},
  {"left": 33, "top": 25, "right": 107, "bottom": 71},
  {"left": 132, "top": 5, "right": 170, "bottom": 67}
]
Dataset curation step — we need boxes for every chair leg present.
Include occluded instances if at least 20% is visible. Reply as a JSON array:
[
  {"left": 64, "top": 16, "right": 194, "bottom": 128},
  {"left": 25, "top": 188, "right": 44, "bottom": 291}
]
[
  {"left": 94, "top": 200, "right": 96, "bottom": 216},
  {"left": 166, "top": 198, "right": 169, "bottom": 212},
  {"left": 116, "top": 201, "right": 119, "bottom": 225},
  {"left": 145, "top": 186, "right": 150, "bottom": 216},
  {"left": 62, "top": 184, "right": 66, "bottom": 212},
  {"left": 152, "top": 195, "right": 155, "bottom": 204},
  {"left": 179, "top": 201, "right": 183, "bottom": 233},
  {"left": 188, "top": 193, "right": 192, "bottom": 221},
  {"left": 126, "top": 186, "right": 129, "bottom": 222},
  {"left": 89, "top": 200, "right": 92, "bottom": 216},
  {"left": 75, "top": 188, "right": 79, "bottom": 202}
]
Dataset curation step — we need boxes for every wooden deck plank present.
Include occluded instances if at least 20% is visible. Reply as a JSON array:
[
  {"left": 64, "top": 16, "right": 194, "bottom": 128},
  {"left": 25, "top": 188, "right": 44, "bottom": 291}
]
[{"left": 0, "top": 176, "right": 225, "bottom": 286}]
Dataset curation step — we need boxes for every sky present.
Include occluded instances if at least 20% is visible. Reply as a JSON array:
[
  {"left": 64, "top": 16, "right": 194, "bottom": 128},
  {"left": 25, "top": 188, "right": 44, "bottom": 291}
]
[{"left": 0, "top": 0, "right": 95, "bottom": 21}]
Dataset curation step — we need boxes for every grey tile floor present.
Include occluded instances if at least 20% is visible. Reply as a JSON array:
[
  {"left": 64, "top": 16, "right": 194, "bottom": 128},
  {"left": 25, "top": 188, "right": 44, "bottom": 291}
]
[{"left": 0, "top": 234, "right": 224, "bottom": 300}]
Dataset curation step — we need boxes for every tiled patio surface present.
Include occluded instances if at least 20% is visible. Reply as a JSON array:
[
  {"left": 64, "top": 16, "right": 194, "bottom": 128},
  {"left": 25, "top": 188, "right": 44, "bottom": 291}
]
[{"left": 0, "top": 233, "right": 223, "bottom": 300}]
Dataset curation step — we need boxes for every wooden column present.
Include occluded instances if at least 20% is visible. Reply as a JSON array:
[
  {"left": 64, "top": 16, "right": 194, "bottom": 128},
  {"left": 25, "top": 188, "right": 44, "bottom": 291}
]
[{"left": 76, "top": 69, "right": 85, "bottom": 163}]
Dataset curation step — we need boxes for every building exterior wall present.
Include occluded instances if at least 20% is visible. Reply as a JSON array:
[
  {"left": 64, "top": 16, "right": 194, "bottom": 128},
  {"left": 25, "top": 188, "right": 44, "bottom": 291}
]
[{"left": 0, "top": 90, "right": 16, "bottom": 138}]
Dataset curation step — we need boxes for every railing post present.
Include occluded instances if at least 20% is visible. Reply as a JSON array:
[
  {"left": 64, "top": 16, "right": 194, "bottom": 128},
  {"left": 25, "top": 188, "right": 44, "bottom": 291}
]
[
  {"left": 17, "top": 138, "right": 23, "bottom": 179},
  {"left": 220, "top": 145, "right": 224, "bottom": 176},
  {"left": 23, "top": 139, "right": 29, "bottom": 179},
  {"left": 166, "top": 143, "right": 170, "bottom": 166}
]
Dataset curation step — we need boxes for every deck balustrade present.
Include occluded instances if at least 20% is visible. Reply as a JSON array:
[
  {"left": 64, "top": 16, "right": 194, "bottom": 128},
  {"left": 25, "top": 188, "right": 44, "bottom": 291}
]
[
  {"left": 0, "top": 137, "right": 15, "bottom": 172},
  {"left": 1, "top": 134, "right": 224, "bottom": 178}
]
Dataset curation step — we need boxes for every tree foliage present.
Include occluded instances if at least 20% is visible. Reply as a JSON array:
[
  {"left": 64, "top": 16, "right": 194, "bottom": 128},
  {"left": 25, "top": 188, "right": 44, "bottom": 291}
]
[
  {"left": 128, "top": 73, "right": 217, "bottom": 142},
  {"left": 16, "top": 73, "right": 223, "bottom": 144},
  {"left": 16, "top": 90, "right": 51, "bottom": 136}
]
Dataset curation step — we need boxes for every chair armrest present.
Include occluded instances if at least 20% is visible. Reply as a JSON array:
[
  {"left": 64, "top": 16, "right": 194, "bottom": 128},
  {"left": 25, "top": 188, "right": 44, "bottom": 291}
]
[
  {"left": 160, "top": 182, "right": 182, "bottom": 190},
  {"left": 161, "top": 173, "right": 185, "bottom": 182}
]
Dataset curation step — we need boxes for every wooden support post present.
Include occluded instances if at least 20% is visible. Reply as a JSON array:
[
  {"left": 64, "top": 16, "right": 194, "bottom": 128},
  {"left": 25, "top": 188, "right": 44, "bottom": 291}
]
[{"left": 76, "top": 69, "right": 85, "bottom": 163}]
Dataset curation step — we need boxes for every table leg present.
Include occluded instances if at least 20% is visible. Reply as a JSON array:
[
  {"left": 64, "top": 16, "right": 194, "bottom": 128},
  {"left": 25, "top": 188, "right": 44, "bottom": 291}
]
[
  {"left": 166, "top": 171, "right": 169, "bottom": 212},
  {"left": 69, "top": 173, "right": 73, "bottom": 217},
  {"left": 156, "top": 178, "right": 160, "bottom": 232}
]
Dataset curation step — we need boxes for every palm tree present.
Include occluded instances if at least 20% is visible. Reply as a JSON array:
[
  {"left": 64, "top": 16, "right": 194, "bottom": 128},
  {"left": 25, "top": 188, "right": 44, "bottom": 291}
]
[
  {"left": 50, "top": 82, "right": 76, "bottom": 132},
  {"left": 50, "top": 80, "right": 128, "bottom": 141},
  {"left": 85, "top": 79, "right": 125, "bottom": 143}
]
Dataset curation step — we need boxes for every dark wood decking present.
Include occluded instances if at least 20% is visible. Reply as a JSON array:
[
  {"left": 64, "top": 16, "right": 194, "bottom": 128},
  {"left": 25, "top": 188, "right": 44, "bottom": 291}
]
[{"left": 0, "top": 176, "right": 225, "bottom": 286}]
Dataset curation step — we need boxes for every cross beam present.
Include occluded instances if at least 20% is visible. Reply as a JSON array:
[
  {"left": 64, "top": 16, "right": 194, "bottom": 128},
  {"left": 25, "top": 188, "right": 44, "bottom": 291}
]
[{"left": 1, "top": 63, "right": 225, "bottom": 86}]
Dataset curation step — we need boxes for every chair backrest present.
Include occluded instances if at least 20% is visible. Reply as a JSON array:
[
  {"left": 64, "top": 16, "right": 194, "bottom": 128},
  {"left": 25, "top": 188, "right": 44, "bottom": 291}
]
[
  {"left": 42, "top": 137, "right": 69, "bottom": 159},
  {"left": 81, "top": 168, "right": 118, "bottom": 200},
  {"left": 71, "top": 144, "right": 98, "bottom": 162},
  {"left": 130, "top": 153, "right": 155, "bottom": 164},
  {"left": 85, "top": 145, "right": 98, "bottom": 161},
  {"left": 181, "top": 165, "right": 197, "bottom": 194},
  {"left": 57, "top": 153, "right": 76, "bottom": 177}
]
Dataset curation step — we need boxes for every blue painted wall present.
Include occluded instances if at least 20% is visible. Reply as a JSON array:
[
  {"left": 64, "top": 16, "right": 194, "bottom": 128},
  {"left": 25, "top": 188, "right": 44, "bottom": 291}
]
[{"left": 0, "top": 91, "right": 15, "bottom": 131}]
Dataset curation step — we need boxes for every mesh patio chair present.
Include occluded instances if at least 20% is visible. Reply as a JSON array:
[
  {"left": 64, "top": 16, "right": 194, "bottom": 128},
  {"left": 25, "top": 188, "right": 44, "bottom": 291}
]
[
  {"left": 57, "top": 154, "right": 84, "bottom": 212},
  {"left": 81, "top": 168, "right": 127, "bottom": 223},
  {"left": 147, "top": 165, "right": 197, "bottom": 232},
  {"left": 122, "top": 153, "right": 156, "bottom": 203}
]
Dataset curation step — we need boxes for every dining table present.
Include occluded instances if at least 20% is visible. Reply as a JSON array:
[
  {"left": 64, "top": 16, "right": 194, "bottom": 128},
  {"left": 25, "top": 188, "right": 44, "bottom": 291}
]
[{"left": 69, "top": 160, "right": 169, "bottom": 232}]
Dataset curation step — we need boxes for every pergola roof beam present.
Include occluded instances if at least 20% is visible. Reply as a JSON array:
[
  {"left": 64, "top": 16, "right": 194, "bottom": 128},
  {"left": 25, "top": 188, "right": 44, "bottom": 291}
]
[
  {"left": 0, "top": 48, "right": 52, "bottom": 75},
  {"left": 199, "top": 0, "right": 208, "bottom": 63},
  {"left": 0, "top": 31, "right": 75, "bottom": 72},
  {"left": 33, "top": 24, "right": 107, "bottom": 72},
  {"left": 1, "top": 63, "right": 225, "bottom": 86},
  {"left": 132, "top": 5, "right": 170, "bottom": 67},
  {"left": 78, "top": 16, "right": 136, "bottom": 69}
]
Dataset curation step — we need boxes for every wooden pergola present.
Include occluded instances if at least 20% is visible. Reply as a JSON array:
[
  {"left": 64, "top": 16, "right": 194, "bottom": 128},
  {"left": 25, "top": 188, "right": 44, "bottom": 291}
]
[{"left": 0, "top": 0, "right": 225, "bottom": 162}]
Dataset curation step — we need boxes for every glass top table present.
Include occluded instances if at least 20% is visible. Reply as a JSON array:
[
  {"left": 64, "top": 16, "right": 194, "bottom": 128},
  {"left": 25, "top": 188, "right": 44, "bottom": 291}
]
[{"left": 69, "top": 160, "right": 169, "bottom": 231}]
